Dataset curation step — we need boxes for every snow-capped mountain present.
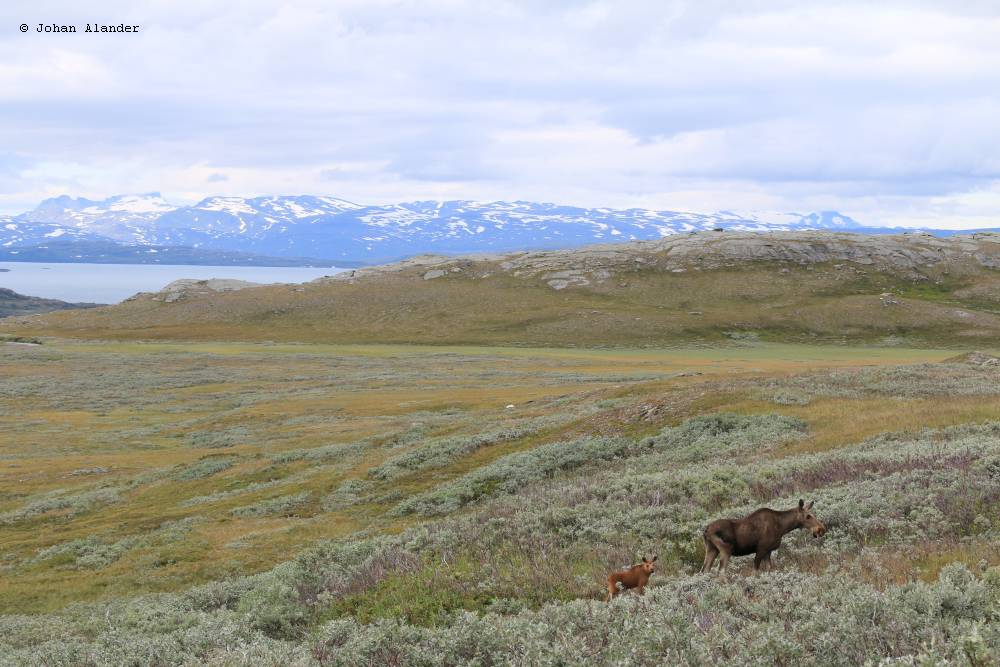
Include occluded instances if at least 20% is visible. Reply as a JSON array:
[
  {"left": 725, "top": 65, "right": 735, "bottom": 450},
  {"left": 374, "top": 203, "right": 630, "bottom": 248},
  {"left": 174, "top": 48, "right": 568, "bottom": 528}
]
[
  {"left": 152, "top": 195, "right": 361, "bottom": 244},
  {"left": 1, "top": 193, "right": 921, "bottom": 264},
  {"left": 0, "top": 215, "right": 113, "bottom": 248},
  {"left": 18, "top": 193, "right": 177, "bottom": 243}
]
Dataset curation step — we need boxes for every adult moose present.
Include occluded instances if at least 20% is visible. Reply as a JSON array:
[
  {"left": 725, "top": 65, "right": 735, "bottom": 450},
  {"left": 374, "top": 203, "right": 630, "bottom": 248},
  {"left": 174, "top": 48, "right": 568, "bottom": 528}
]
[{"left": 701, "top": 499, "right": 826, "bottom": 573}]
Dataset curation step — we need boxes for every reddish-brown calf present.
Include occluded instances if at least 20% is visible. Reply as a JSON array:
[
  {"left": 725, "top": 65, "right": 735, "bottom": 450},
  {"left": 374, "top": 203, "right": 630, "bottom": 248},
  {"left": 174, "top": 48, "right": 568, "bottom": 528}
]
[{"left": 606, "top": 556, "right": 657, "bottom": 602}]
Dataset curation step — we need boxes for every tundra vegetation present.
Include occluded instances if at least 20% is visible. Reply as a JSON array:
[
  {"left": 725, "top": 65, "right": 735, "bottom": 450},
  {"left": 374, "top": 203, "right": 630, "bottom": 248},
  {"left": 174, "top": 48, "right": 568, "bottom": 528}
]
[{"left": 1, "top": 337, "right": 999, "bottom": 665}]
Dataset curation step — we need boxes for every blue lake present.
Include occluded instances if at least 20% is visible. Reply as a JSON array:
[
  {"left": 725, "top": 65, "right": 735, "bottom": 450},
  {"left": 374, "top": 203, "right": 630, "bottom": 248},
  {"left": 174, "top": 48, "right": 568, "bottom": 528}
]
[{"left": 0, "top": 262, "right": 345, "bottom": 304}]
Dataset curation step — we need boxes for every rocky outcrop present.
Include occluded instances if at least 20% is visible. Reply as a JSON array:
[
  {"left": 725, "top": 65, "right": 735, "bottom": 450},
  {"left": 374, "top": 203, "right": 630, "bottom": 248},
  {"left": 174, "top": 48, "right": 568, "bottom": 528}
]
[
  {"left": 324, "top": 254, "right": 472, "bottom": 284},
  {"left": 944, "top": 351, "right": 1000, "bottom": 367},
  {"left": 143, "top": 279, "right": 263, "bottom": 303},
  {"left": 313, "top": 231, "right": 1000, "bottom": 291},
  {"left": 499, "top": 231, "right": 998, "bottom": 277}
]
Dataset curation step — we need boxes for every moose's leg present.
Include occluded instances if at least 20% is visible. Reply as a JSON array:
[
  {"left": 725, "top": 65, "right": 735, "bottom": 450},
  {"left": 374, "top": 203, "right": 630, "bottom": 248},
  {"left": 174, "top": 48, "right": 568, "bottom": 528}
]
[
  {"left": 754, "top": 548, "right": 768, "bottom": 572},
  {"left": 762, "top": 553, "right": 773, "bottom": 572},
  {"left": 702, "top": 543, "right": 719, "bottom": 573},
  {"left": 717, "top": 545, "right": 731, "bottom": 572},
  {"left": 706, "top": 534, "right": 731, "bottom": 573}
]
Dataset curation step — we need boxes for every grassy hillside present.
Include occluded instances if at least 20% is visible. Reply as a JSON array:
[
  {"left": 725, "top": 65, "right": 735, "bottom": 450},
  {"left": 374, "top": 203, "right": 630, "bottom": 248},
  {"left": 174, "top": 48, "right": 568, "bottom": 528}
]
[
  {"left": 0, "top": 288, "right": 100, "bottom": 318},
  {"left": 1, "top": 339, "right": 999, "bottom": 664},
  {"left": 4, "top": 232, "right": 1000, "bottom": 347}
]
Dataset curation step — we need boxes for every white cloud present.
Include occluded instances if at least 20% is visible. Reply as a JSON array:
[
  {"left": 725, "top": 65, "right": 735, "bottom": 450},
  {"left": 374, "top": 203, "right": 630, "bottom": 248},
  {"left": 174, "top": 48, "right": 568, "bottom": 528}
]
[{"left": 0, "top": 1, "right": 998, "bottom": 228}]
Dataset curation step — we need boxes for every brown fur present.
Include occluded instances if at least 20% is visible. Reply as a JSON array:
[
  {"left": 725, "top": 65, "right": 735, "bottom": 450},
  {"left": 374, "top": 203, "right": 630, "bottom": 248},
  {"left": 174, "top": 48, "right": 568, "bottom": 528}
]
[
  {"left": 701, "top": 499, "right": 826, "bottom": 573},
  {"left": 607, "top": 556, "right": 657, "bottom": 601}
]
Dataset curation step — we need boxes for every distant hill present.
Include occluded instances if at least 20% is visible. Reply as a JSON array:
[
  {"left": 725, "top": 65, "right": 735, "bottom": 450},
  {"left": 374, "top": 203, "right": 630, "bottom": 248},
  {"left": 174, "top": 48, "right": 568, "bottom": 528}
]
[
  {"left": 8, "top": 230, "right": 1000, "bottom": 347},
  {"left": 6, "top": 192, "right": 993, "bottom": 265},
  {"left": 0, "top": 288, "right": 102, "bottom": 318},
  {"left": 0, "top": 239, "right": 348, "bottom": 267}
]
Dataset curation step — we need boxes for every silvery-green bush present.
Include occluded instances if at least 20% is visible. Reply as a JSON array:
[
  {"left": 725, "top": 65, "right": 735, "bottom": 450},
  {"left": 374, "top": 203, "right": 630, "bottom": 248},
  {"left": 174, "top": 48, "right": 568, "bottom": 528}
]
[
  {"left": 0, "top": 486, "right": 122, "bottom": 525},
  {"left": 763, "top": 363, "right": 1000, "bottom": 401},
  {"left": 304, "top": 566, "right": 998, "bottom": 667},
  {"left": 393, "top": 435, "right": 634, "bottom": 516},
  {"left": 321, "top": 479, "right": 371, "bottom": 512},
  {"left": 10, "top": 566, "right": 994, "bottom": 666},
  {"left": 172, "top": 456, "right": 238, "bottom": 481},
  {"left": 231, "top": 492, "right": 312, "bottom": 518},
  {"left": 31, "top": 518, "right": 201, "bottom": 570},
  {"left": 368, "top": 425, "right": 536, "bottom": 480},
  {"left": 3, "top": 414, "right": 1000, "bottom": 666}
]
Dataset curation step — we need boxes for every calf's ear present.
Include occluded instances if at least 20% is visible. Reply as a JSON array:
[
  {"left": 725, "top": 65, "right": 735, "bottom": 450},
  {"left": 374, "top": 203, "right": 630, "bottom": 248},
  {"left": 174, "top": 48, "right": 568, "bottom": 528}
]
[
  {"left": 798, "top": 499, "right": 804, "bottom": 509},
  {"left": 642, "top": 557, "right": 648, "bottom": 563},
  {"left": 807, "top": 501, "right": 815, "bottom": 510},
  {"left": 652, "top": 556, "right": 657, "bottom": 562}
]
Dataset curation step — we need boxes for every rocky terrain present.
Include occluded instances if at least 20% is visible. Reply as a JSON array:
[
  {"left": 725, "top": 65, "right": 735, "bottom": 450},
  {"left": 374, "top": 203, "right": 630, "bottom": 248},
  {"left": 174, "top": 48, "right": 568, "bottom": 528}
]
[
  {"left": 328, "top": 229, "right": 1000, "bottom": 287},
  {"left": 130, "top": 278, "right": 264, "bottom": 304}
]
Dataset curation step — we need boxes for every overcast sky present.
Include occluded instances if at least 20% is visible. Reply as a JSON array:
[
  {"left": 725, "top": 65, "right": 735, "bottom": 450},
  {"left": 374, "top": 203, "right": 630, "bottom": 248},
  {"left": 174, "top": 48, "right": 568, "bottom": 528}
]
[{"left": 1, "top": 1, "right": 999, "bottom": 227}]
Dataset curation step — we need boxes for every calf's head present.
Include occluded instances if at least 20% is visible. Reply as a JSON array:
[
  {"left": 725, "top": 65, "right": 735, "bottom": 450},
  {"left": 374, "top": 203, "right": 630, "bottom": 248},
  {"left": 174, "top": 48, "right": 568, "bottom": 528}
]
[
  {"left": 640, "top": 556, "right": 657, "bottom": 574},
  {"left": 797, "top": 499, "right": 826, "bottom": 537}
]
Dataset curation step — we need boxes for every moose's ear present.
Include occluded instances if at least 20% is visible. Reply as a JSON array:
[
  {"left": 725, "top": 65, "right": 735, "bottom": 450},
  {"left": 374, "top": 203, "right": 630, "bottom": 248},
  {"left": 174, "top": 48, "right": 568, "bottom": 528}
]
[
  {"left": 807, "top": 501, "right": 815, "bottom": 510},
  {"left": 798, "top": 499, "right": 805, "bottom": 509}
]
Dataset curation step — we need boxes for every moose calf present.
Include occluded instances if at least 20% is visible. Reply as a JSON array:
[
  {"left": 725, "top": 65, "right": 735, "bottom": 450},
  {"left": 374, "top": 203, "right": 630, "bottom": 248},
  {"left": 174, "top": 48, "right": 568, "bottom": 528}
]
[
  {"left": 702, "top": 499, "right": 826, "bottom": 573},
  {"left": 607, "top": 556, "right": 657, "bottom": 601}
]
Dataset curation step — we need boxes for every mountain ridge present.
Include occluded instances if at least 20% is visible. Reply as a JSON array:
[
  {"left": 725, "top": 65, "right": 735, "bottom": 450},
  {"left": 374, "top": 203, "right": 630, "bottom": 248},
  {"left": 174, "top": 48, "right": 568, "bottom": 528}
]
[{"left": 7, "top": 193, "right": 989, "bottom": 265}]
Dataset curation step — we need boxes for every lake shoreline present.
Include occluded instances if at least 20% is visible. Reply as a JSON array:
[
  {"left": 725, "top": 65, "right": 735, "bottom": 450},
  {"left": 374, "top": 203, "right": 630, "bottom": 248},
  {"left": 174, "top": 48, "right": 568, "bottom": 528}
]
[{"left": 0, "top": 262, "right": 344, "bottom": 304}]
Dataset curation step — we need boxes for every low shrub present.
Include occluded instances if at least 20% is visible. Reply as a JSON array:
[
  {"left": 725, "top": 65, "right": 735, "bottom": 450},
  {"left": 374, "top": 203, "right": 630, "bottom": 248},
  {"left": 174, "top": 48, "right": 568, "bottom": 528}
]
[
  {"left": 0, "top": 486, "right": 122, "bottom": 525},
  {"left": 321, "top": 480, "right": 371, "bottom": 512},
  {"left": 393, "top": 436, "right": 633, "bottom": 516},
  {"left": 368, "top": 424, "right": 537, "bottom": 480},
  {"left": 172, "top": 456, "right": 238, "bottom": 481},
  {"left": 231, "top": 492, "right": 313, "bottom": 518}
]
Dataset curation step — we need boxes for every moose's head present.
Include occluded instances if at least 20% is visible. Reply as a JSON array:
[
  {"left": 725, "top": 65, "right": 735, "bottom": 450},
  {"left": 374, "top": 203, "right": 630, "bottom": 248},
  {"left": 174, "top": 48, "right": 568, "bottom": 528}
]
[{"left": 797, "top": 499, "right": 827, "bottom": 537}]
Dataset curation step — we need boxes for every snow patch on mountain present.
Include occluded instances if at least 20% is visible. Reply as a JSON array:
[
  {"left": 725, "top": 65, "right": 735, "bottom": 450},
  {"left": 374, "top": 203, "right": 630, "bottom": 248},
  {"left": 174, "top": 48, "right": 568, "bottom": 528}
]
[{"left": 1, "top": 193, "right": 934, "bottom": 264}]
